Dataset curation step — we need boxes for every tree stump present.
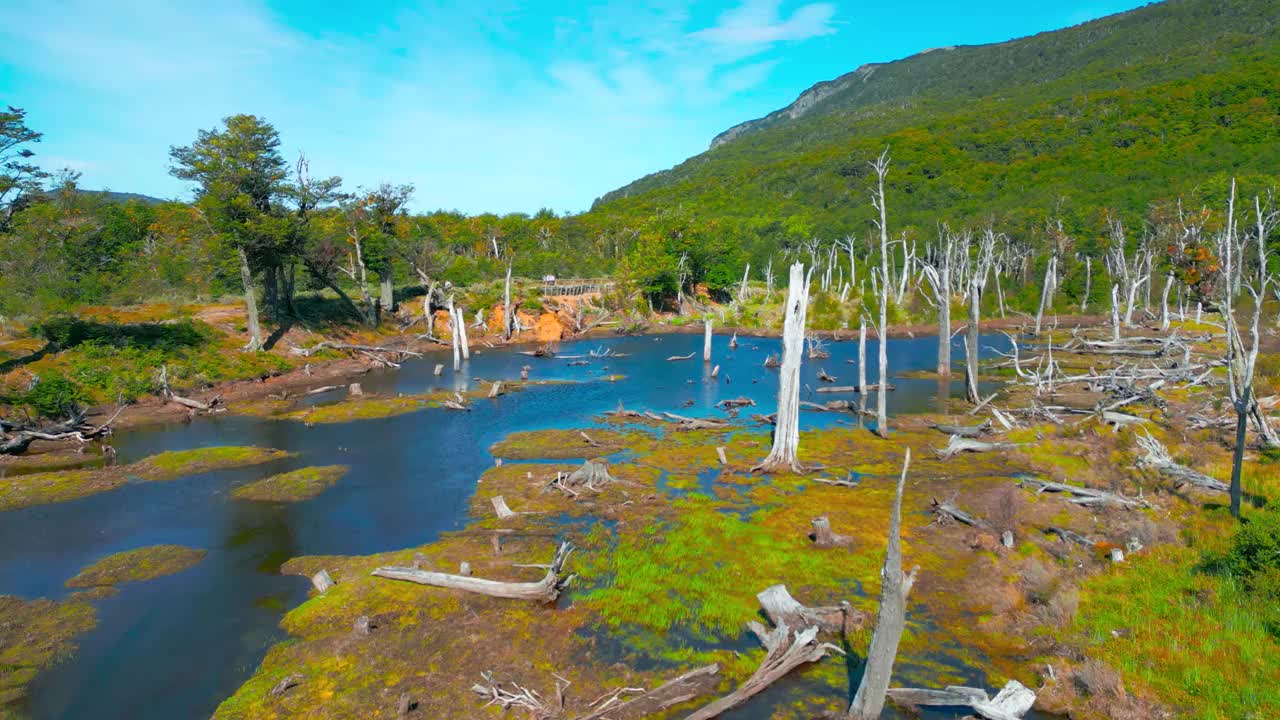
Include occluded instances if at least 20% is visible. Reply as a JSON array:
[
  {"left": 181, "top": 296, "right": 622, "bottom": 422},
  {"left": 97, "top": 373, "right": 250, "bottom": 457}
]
[{"left": 810, "top": 516, "right": 851, "bottom": 548}]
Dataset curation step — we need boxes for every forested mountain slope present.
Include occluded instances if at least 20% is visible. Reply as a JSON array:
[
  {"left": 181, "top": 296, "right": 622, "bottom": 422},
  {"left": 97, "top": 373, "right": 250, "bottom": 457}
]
[{"left": 592, "top": 0, "right": 1280, "bottom": 239}]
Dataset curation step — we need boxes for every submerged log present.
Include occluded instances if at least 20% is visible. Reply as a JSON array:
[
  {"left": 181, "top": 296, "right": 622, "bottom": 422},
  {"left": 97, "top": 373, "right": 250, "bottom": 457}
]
[
  {"left": 372, "top": 542, "right": 574, "bottom": 603},
  {"left": 573, "top": 665, "right": 721, "bottom": 720},
  {"left": 667, "top": 352, "right": 696, "bottom": 361},
  {"left": 816, "top": 384, "right": 895, "bottom": 394},
  {"left": 818, "top": 369, "right": 838, "bottom": 383}
]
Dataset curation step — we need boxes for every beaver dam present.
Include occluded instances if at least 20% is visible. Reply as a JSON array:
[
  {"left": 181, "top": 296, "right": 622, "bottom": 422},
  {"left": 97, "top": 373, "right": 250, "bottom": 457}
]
[{"left": 1, "top": 321, "right": 1277, "bottom": 720}]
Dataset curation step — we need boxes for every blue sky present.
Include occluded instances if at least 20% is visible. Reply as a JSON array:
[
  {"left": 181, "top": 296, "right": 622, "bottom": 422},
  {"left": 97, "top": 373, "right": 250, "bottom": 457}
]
[{"left": 1, "top": 0, "right": 1149, "bottom": 214}]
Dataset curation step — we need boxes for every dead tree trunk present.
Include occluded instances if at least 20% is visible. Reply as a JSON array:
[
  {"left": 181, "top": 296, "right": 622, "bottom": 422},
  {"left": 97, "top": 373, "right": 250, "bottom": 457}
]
[
  {"left": 847, "top": 448, "right": 917, "bottom": 720},
  {"left": 573, "top": 665, "right": 721, "bottom": 720},
  {"left": 1034, "top": 253, "right": 1057, "bottom": 336},
  {"left": 372, "top": 542, "right": 573, "bottom": 603},
  {"left": 754, "top": 263, "right": 810, "bottom": 473},
  {"left": 503, "top": 263, "right": 514, "bottom": 341},
  {"left": 380, "top": 271, "right": 394, "bottom": 312},
  {"left": 685, "top": 625, "right": 838, "bottom": 720},
  {"left": 872, "top": 150, "right": 892, "bottom": 438},
  {"left": 237, "top": 247, "right": 263, "bottom": 351},
  {"left": 810, "top": 516, "right": 852, "bottom": 548},
  {"left": 965, "top": 232, "right": 995, "bottom": 404},
  {"left": 449, "top": 298, "right": 462, "bottom": 371},
  {"left": 858, "top": 320, "right": 868, "bottom": 394},
  {"left": 704, "top": 318, "right": 713, "bottom": 363}
]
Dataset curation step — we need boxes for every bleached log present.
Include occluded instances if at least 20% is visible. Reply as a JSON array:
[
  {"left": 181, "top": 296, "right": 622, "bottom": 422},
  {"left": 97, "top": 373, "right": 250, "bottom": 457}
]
[
  {"left": 312, "top": 570, "right": 334, "bottom": 593},
  {"left": 573, "top": 665, "right": 721, "bottom": 720},
  {"left": 667, "top": 352, "right": 696, "bottom": 361},
  {"left": 887, "top": 680, "right": 1035, "bottom": 720},
  {"left": 933, "top": 435, "right": 1017, "bottom": 460},
  {"left": 931, "top": 498, "right": 989, "bottom": 528},
  {"left": 1045, "top": 526, "right": 1093, "bottom": 548},
  {"left": 1135, "top": 431, "right": 1228, "bottom": 493},
  {"left": 488, "top": 382, "right": 503, "bottom": 398},
  {"left": 716, "top": 446, "right": 728, "bottom": 465},
  {"left": 372, "top": 542, "right": 574, "bottom": 603},
  {"left": 817, "top": 384, "right": 894, "bottom": 394},
  {"left": 1020, "top": 478, "right": 1147, "bottom": 508},
  {"left": 491, "top": 495, "right": 516, "bottom": 519},
  {"left": 847, "top": 448, "right": 917, "bottom": 720},
  {"left": 269, "top": 673, "right": 303, "bottom": 697},
  {"left": 686, "top": 624, "right": 838, "bottom": 720},
  {"left": 703, "top": 319, "right": 713, "bottom": 363},
  {"left": 818, "top": 368, "right": 838, "bottom": 383},
  {"left": 756, "top": 584, "right": 850, "bottom": 633},
  {"left": 928, "top": 420, "right": 990, "bottom": 438}
]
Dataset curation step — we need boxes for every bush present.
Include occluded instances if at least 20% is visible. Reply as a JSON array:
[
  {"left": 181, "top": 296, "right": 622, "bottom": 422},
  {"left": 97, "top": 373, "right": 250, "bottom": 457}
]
[
  {"left": 1220, "top": 507, "right": 1280, "bottom": 599},
  {"left": 21, "top": 372, "right": 88, "bottom": 418}
]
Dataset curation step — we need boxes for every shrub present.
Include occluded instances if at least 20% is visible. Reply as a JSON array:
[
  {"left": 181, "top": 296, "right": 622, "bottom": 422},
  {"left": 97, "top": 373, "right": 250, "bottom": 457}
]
[
  {"left": 21, "top": 372, "right": 88, "bottom": 418},
  {"left": 1220, "top": 507, "right": 1280, "bottom": 599}
]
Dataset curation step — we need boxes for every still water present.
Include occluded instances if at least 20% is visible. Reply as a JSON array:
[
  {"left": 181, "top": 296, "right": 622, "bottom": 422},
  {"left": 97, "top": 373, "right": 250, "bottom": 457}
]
[{"left": 1, "top": 332, "right": 1015, "bottom": 719}]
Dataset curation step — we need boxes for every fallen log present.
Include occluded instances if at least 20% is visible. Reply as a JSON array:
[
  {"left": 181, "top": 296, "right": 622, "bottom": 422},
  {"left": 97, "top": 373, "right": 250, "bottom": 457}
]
[
  {"left": 667, "top": 352, "right": 696, "bottom": 361},
  {"left": 816, "top": 384, "right": 895, "bottom": 394},
  {"left": 685, "top": 624, "right": 839, "bottom": 720},
  {"left": 573, "top": 665, "right": 720, "bottom": 720},
  {"left": 931, "top": 498, "right": 990, "bottom": 529},
  {"left": 1135, "top": 431, "right": 1228, "bottom": 493},
  {"left": 817, "top": 369, "right": 838, "bottom": 383},
  {"left": 756, "top": 584, "right": 852, "bottom": 633},
  {"left": 491, "top": 496, "right": 516, "bottom": 519},
  {"left": 1020, "top": 477, "right": 1147, "bottom": 508},
  {"left": 290, "top": 341, "right": 423, "bottom": 359},
  {"left": 933, "top": 435, "right": 1018, "bottom": 460},
  {"left": 887, "top": 679, "right": 1036, "bottom": 720},
  {"left": 1044, "top": 526, "right": 1094, "bottom": 548},
  {"left": 372, "top": 542, "right": 574, "bottom": 603},
  {"left": 0, "top": 406, "right": 122, "bottom": 455},
  {"left": 715, "top": 397, "right": 756, "bottom": 410},
  {"left": 928, "top": 420, "right": 991, "bottom": 438}
]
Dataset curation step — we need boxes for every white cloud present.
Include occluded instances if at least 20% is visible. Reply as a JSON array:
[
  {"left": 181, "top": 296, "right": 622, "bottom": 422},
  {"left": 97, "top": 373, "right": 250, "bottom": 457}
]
[{"left": 692, "top": 0, "right": 837, "bottom": 47}]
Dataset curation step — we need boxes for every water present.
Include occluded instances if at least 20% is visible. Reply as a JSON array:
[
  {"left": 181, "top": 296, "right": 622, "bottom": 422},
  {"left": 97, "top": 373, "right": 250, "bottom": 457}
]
[{"left": 0, "top": 332, "right": 1013, "bottom": 719}]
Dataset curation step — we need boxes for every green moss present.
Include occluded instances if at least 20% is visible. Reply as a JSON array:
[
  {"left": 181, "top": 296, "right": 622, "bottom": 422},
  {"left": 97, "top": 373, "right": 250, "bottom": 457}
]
[
  {"left": 131, "top": 446, "right": 291, "bottom": 480},
  {"left": 489, "top": 428, "right": 648, "bottom": 460},
  {"left": 0, "top": 595, "right": 97, "bottom": 708},
  {"left": 233, "top": 466, "right": 350, "bottom": 502},
  {"left": 283, "top": 394, "right": 437, "bottom": 424},
  {"left": 65, "top": 545, "right": 207, "bottom": 588},
  {"left": 0, "top": 467, "right": 128, "bottom": 512}
]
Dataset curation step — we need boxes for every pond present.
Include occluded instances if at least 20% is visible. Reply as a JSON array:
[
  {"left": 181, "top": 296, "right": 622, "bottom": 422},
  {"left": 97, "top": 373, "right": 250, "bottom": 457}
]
[{"left": 0, "top": 331, "right": 1018, "bottom": 720}]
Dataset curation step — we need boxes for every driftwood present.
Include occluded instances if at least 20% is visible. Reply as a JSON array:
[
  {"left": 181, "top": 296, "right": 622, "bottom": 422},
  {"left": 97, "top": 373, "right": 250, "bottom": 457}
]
[
  {"left": 491, "top": 495, "right": 516, "bottom": 519},
  {"left": 928, "top": 420, "right": 991, "bottom": 438},
  {"left": 667, "top": 352, "right": 696, "bottom": 361},
  {"left": 848, "top": 448, "right": 918, "bottom": 720},
  {"left": 372, "top": 542, "right": 574, "bottom": 603},
  {"left": 573, "top": 665, "right": 720, "bottom": 720},
  {"left": 809, "top": 517, "right": 852, "bottom": 548},
  {"left": 1020, "top": 478, "right": 1147, "bottom": 508},
  {"left": 886, "top": 680, "right": 1036, "bottom": 720},
  {"left": 933, "top": 435, "right": 1018, "bottom": 460},
  {"left": 817, "top": 369, "right": 838, "bottom": 383},
  {"left": 715, "top": 397, "right": 756, "bottom": 410},
  {"left": 662, "top": 412, "right": 729, "bottom": 431},
  {"left": 1135, "top": 431, "right": 1228, "bottom": 493},
  {"left": 763, "top": 353, "right": 780, "bottom": 369},
  {"left": 269, "top": 673, "right": 303, "bottom": 697},
  {"left": 816, "top": 383, "right": 894, "bottom": 394},
  {"left": 0, "top": 406, "right": 121, "bottom": 455}
]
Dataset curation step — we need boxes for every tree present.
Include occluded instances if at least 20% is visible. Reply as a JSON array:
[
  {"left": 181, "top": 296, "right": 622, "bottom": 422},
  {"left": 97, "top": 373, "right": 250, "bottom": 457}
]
[
  {"left": 920, "top": 226, "right": 965, "bottom": 376},
  {"left": 870, "top": 149, "right": 892, "bottom": 438},
  {"left": 170, "top": 115, "right": 290, "bottom": 350},
  {"left": 754, "top": 262, "right": 810, "bottom": 474},
  {"left": 966, "top": 230, "right": 997, "bottom": 404},
  {"left": 0, "top": 107, "right": 50, "bottom": 233}
]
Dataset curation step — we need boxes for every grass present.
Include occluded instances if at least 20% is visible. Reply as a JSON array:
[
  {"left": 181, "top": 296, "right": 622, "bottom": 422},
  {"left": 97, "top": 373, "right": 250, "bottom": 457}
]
[
  {"left": 131, "top": 446, "right": 292, "bottom": 480},
  {"left": 65, "top": 545, "right": 207, "bottom": 588},
  {"left": 488, "top": 428, "right": 643, "bottom": 460},
  {"left": 232, "top": 466, "right": 350, "bottom": 502},
  {"left": 1063, "top": 531, "right": 1280, "bottom": 720}
]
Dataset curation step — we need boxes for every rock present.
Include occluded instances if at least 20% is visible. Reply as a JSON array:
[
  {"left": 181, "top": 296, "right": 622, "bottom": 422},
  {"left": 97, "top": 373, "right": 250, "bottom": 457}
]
[{"left": 535, "top": 312, "right": 565, "bottom": 342}]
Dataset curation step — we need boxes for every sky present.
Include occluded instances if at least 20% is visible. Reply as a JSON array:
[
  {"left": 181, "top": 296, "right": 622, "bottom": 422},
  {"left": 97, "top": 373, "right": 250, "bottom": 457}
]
[{"left": 0, "top": 0, "right": 1151, "bottom": 215}]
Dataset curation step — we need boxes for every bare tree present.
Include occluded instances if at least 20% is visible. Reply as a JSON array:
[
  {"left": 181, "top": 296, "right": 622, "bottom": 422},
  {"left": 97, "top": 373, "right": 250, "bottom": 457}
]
[
  {"left": 871, "top": 149, "right": 892, "bottom": 437},
  {"left": 754, "top": 263, "right": 811, "bottom": 473},
  {"left": 965, "top": 230, "right": 997, "bottom": 404},
  {"left": 502, "top": 261, "right": 514, "bottom": 341},
  {"left": 1222, "top": 184, "right": 1280, "bottom": 517},
  {"left": 920, "top": 227, "right": 965, "bottom": 376}
]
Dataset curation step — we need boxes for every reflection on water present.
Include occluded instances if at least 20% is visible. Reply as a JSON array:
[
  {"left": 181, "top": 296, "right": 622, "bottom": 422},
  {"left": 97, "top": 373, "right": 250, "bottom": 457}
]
[{"left": 0, "top": 332, "right": 1014, "bottom": 719}]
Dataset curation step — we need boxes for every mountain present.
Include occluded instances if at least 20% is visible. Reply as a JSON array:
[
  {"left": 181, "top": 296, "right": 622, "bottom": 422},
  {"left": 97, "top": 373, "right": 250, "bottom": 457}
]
[{"left": 591, "top": 0, "right": 1280, "bottom": 237}]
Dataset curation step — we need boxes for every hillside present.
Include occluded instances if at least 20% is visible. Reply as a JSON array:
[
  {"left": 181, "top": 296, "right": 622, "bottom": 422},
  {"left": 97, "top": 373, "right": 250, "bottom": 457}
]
[{"left": 592, "top": 0, "right": 1280, "bottom": 238}]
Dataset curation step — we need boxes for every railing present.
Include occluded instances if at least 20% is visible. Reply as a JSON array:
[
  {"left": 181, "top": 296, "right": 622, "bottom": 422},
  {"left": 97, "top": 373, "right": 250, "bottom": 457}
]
[{"left": 540, "top": 281, "right": 616, "bottom": 297}]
